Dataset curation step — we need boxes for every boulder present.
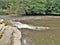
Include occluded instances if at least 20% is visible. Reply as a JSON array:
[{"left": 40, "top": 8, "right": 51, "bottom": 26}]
[
  {"left": 0, "top": 25, "right": 21, "bottom": 45},
  {"left": 11, "top": 21, "right": 50, "bottom": 30}
]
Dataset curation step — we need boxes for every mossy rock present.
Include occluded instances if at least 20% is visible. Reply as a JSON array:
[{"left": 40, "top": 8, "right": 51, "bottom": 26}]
[
  {"left": 0, "top": 32, "right": 3, "bottom": 39},
  {"left": 3, "top": 19, "right": 11, "bottom": 26}
]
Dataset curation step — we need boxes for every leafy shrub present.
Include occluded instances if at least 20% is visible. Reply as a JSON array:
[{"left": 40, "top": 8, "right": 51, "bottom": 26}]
[
  {"left": 22, "top": 0, "right": 46, "bottom": 14},
  {"left": 45, "top": 0, "right": 60, "bottom": 15},
  {"left": 0, "top": 0, "right": 60, "bottom": 15},
  {"left": 0, "top": 9, "right": 8, "bottom": 15},
  {"left": 22, "top": 0, "right": 60, "bottom": 15}
]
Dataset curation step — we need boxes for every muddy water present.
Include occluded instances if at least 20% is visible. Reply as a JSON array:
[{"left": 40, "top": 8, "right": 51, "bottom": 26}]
[
  {"left": 21, "top": 28, "right": 60, "bottom": 45},
  {"left": 0, "top": 16, "right": 60, "bottom": 45},
  {"left": 20, "top": 18, "right": 60, "bottom": 45}
]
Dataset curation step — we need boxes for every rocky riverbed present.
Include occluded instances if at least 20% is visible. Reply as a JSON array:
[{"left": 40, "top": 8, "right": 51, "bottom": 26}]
[
  {"left": 0, "top": 20, "right": 21, "bottom": 45},
  {"left": 0, "top": 15, "right": 60, "bottom": 45},
  {"left": 0, "top": 18, "right": 50, "bottom": 45}
]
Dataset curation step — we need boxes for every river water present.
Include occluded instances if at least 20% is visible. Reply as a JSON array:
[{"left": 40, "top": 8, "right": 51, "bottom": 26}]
[
  {"left": 20, "top": 18, "right": 60, "bottom": 45},
  {"left": 0, "top": 15, "right": 60, "bottom": 45}
]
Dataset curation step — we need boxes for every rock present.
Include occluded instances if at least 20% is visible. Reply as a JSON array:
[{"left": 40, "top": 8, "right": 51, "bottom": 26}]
[
  {"left": 0, "top": 26, "right": 14, "bottom": 45},
  {"left": 1, "top": 19, "right": 50, "bottom": 31},
  {"left": 21, "top": 33, "right": 35, "bottom": 45},
  {"left": 13, "top": 27, "right": 21, "bottom": 45},
  {"left": 35, "top": 26, "right": 50, "bottom": 30},
  {"left": 0, "top": 24, "right": 5, "bottom": 31},
  {"left": 0, "top": 19, "right": 50, "bottom": 45},
  {"left": 0, "top": 19, "right": 4, "bottom": 24},
  {"left": 11, "top": 21, "right": 50, "bottom": 30},
  {"left": 0, "top": 25, "right": 22, "bottom": 45}
]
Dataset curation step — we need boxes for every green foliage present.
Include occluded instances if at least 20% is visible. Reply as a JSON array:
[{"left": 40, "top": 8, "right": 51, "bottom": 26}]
[
  {"left": 22, "top": 0, "right": 46, "bottom": 14},
  {"left": 0, "top": 9, "right": 8, "bottom": 15},
  {"left": 45, "top": 0, "right": 60, "bottom": 15},
  {"left": 22, "top": 0, "right": 60, "bottom": 15},
  {"left": 0, "top": 0, "right": 25, "bottom": 15},
  {"left": 0, "top": 0, "right": 60, "bottom": 15}
]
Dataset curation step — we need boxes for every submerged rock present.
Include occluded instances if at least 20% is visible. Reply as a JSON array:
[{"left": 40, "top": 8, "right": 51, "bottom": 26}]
[
  {"left": 11, "top": 21, "right": 50, "bottom": 30},
  {"left": 0, "top": 19, "right": 50, "bottom": 31},
  {"left": 21, "top": 33, "right": 35, "bottom": 45}
]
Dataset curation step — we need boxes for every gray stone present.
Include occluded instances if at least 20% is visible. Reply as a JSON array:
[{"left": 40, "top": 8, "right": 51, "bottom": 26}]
[
  {"left": 0, "top": 26, "right": 13, "bottom": 45},
  {"left": 12, "top": 27, "right": 21, "bottom": 45},
  {"left": 0, "top": 26, "right": 22, "bottom": 45},
  {"left": 11, "top": 21, "right": 50, "bottom": 30},
  {"left": 0, "top": 24, "right": 5, "bottom": 31}
]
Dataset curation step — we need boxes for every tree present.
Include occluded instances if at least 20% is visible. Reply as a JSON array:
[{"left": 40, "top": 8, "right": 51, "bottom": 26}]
[{"left": 45, "top": 0, "right": 60, "bottom": 15}]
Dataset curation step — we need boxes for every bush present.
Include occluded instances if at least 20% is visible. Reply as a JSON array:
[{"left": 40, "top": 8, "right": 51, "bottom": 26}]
[
  {"left": 22, "top": 0, "right": 46, "bottom": 14},
  {"left": 22, "top": 0, "right": 60, "bottom": 15},
  {"left": 0, "top": 0, "right": 60, "bottom": 15},
  {"left": 0, "top": 9, "right": 8, "bottom": 15},
  {"left": 45, "top": 0, "right": 60, "bottom": 15}
]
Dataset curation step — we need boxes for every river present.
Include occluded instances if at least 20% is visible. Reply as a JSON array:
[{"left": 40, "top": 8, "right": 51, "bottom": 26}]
[{"left": 0, "top": 15, "right": 60, "bottom": 45}]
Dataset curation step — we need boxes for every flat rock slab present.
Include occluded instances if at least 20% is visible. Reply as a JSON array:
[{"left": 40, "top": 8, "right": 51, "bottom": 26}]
[
  {"left": 13, "top": 27, "right": 21, "bottom": 45},
  {"left": 0, "top": 26, "right": 21, "bottom": 45},
  {"left": 0, "top": 27, "right": 14, "bottom": 45}
]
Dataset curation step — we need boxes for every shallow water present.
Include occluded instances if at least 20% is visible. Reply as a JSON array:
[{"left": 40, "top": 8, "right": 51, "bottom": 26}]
[
  {"left": 21, "top": 28, "right": 60, "bottom": 45},
  {"left": 20, "top": 18, "right": 60, "bottom": 45}
]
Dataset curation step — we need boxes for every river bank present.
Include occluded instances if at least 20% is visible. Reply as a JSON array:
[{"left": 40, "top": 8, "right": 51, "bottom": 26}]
[
  {"left": 0, "top": 15, "right": 60, "bottom": 45},
  {"left": 0, "top": 15, "right": 60, "bottom": 21}
]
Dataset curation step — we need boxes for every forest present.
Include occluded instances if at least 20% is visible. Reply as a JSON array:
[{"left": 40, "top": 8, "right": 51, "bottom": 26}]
[{"left": 0, "top": 0, "right": 60, "bottom": 15}]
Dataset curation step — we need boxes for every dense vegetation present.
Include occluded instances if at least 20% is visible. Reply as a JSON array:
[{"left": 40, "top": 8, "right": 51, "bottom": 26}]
[{"left": 0, "top": 0, "right": 60, "bottom": 15}]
